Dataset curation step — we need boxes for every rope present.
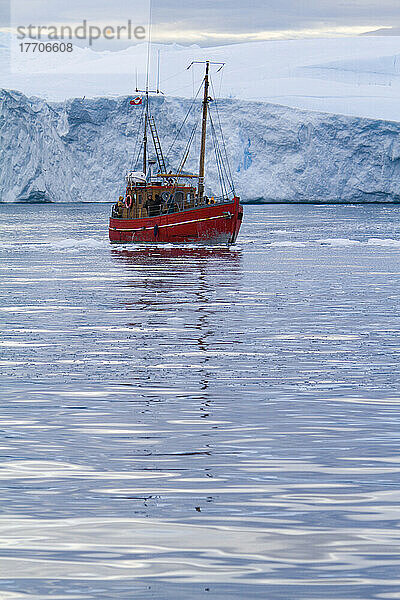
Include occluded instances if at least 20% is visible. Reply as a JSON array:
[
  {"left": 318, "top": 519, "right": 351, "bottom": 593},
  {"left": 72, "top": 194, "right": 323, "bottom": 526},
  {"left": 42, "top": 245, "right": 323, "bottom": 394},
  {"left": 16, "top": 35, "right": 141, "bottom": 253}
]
[
  {"left": 164, "top": 120, "right": 199, "bottom": 206},
  {"left": 130, "top": 101, "right": 146, "bottom": 172},
  {"left": 165, "top": 79, "right": 203, "bottom": 163},
  {"left": 210, "top": 77, "right": 235, "bottom": 194},
  {"left": 177, "top": 121, "right": 198, "bottom": 174},
  {"left": 209, "top": 110, "right": 232, "bottom": 199},
  {"left": 209, "top": 114, "right": 225, "bottom": 198}
]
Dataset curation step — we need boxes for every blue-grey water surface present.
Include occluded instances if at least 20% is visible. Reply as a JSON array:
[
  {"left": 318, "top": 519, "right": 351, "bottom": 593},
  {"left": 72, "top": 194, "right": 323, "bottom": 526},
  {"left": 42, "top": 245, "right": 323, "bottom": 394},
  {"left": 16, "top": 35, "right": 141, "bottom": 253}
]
[{"left": 1, "top": 202, "right": 400, "bottom": 599}]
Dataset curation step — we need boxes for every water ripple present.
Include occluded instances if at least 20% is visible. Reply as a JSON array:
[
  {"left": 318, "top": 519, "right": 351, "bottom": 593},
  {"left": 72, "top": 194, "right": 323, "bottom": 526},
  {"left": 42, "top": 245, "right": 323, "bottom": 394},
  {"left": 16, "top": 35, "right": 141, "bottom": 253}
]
[{"left": 1, "top": 203, "right": 400, "bottom": 599}]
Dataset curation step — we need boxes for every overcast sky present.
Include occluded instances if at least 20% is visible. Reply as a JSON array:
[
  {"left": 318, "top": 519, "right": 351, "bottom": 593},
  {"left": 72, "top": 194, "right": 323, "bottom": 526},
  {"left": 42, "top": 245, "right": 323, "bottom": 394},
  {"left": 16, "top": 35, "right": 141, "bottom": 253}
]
[{"left": 1, "top": 0, "right": 400, "bottom": 46}]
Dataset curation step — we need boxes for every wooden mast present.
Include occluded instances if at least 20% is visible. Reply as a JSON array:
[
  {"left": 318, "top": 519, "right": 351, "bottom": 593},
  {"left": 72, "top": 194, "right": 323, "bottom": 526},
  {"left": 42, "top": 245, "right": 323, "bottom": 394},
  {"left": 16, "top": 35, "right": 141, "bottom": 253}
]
[
  {"left": 198, "top": 60, "right": 210, "bottom": 200},
  {"left": 143, "top": 0, "right": 152, "bottom": 176}
]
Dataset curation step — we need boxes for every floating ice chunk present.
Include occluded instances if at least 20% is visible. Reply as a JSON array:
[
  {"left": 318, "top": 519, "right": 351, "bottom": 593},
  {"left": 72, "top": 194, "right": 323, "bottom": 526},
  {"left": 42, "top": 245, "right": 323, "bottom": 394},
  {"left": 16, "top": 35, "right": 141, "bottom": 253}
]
[
  {"left": 268, "top": 241, "right": 307, "bottom": 247},
  {"left": 366, "top": 238, "right": 400, "bottom": 247},
  {"left": 317, "top": 238, "right": 362, "bottom": 246}
]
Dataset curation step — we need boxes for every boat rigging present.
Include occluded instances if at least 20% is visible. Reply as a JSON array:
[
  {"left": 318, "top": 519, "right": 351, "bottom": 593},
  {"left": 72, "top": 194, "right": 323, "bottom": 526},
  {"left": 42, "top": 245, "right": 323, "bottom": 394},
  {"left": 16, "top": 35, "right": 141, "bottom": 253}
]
[{"left": 108, "top": 59, "right": 243, "bottom": 245}]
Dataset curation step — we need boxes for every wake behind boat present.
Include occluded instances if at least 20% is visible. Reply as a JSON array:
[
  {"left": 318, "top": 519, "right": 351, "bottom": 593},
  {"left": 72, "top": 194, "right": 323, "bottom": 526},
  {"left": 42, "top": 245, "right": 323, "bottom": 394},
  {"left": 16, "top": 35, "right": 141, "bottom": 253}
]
[{"left": 109, "top": 61, "right": 243, "bottom": 245}]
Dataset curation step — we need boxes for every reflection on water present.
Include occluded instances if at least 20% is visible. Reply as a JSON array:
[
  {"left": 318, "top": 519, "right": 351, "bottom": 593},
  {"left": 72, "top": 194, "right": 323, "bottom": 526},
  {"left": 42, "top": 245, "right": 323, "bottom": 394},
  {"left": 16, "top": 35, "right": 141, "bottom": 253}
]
[
  {"left": 1, "top": 203, "right": 400, "bottom": 599},
  {"left": 111, "top": 245, "right": 240, "bottom": 261}
]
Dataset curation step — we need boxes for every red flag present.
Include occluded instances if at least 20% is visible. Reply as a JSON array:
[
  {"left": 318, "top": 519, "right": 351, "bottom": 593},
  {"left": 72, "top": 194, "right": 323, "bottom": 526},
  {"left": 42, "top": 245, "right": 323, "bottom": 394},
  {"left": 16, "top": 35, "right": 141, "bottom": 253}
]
[{"left": 130, "top": 97, "right": 142, "bottom": 106}]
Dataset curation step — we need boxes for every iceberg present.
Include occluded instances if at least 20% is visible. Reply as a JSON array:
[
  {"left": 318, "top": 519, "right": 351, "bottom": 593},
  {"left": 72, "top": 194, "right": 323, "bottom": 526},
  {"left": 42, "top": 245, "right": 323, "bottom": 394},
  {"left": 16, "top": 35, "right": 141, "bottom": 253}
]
[{"left": 2, "top": 88, "right": 400, "bottom": 203}]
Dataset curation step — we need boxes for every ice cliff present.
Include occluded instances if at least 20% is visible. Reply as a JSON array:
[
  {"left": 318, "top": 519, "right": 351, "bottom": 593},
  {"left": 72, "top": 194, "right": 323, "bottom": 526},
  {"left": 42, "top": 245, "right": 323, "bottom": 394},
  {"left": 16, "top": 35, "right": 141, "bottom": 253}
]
[{"left": 2, "top": 88, "right": 400, "bottom": 203}]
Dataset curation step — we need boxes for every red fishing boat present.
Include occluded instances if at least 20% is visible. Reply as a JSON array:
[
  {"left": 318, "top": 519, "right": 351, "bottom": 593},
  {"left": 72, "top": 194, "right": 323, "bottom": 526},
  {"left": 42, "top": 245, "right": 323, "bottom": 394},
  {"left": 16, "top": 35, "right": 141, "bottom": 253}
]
[{"left": 109, "top": 61, "right": 243, "bottom": 245}]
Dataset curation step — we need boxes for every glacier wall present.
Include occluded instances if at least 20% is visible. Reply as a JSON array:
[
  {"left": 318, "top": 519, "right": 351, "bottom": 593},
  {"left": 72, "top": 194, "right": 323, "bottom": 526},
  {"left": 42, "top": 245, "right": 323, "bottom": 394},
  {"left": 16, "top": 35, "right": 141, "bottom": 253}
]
[{"left": 2, "top": 88, "right": 400, "bottom": 203}]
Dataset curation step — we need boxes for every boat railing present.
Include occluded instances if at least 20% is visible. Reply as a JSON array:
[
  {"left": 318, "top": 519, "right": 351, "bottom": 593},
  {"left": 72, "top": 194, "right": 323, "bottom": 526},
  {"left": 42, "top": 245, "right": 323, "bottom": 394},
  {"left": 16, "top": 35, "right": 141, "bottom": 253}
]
[
  {"left": 111, "top": 194, "right": 234, "bottom": 219},
  {"left": 213, "top": 195, "right": 234, "bottom": 205},
  {"left": 146, "top": 195, "right": 233, "bottom": 216}
]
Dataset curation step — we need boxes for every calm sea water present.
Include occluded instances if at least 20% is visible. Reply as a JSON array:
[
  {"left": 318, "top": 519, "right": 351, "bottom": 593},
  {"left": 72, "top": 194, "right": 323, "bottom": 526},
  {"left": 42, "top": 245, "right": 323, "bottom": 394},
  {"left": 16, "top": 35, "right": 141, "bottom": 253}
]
[{"left": 1, "top": 202, "right": 400, "bottom": 599}]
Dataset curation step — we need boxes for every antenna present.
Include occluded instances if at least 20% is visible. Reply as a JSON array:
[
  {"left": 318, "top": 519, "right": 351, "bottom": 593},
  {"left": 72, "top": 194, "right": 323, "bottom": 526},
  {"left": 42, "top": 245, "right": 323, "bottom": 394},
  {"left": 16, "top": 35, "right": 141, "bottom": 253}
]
[
  {"left": 157, "top": 49, "right": 161, "bottom": 94},
  {"left": 145, "top": 0, "right": 152, "bottom": 93},
  {"left": 133, "top": 0, "right": 164, "bottom": 174}
]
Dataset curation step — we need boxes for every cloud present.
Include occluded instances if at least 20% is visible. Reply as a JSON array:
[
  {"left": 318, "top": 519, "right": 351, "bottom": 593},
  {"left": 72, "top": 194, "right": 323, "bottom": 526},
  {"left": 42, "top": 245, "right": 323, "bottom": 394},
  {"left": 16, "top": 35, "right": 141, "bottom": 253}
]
[
  {"left": 153, "top": 0, "right": 400, "bottom": 34},
  {"left": 5, "top": 0, "right": 400, "bottom": 46},
  {"left": 0, "top": 0, "right": 9, "bottom": 27},
  {"left": 151, "top": 24, "right": 381, "bottom": 44}
]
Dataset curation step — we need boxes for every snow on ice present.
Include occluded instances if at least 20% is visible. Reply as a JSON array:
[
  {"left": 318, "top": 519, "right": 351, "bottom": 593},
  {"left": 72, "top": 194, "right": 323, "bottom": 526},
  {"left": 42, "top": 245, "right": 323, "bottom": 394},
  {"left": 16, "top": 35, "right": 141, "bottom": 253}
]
[{"left": 2, "top": 33, "right": 400, "bottom": 202}]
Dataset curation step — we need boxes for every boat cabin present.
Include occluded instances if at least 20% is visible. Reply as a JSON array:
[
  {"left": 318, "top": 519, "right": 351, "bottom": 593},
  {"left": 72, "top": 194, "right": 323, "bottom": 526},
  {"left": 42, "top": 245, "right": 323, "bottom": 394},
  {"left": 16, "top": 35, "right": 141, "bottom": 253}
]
[{"left": 111, "top": 171, "right": 216, "bottom": 220}]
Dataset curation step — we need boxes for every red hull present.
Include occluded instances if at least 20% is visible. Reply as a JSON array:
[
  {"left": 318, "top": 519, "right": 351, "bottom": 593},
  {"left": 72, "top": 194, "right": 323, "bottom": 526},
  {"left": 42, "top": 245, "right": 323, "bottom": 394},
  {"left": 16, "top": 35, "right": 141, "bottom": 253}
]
[{"left": 109, "top": 197, "right": 242, "bottom": 245}]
